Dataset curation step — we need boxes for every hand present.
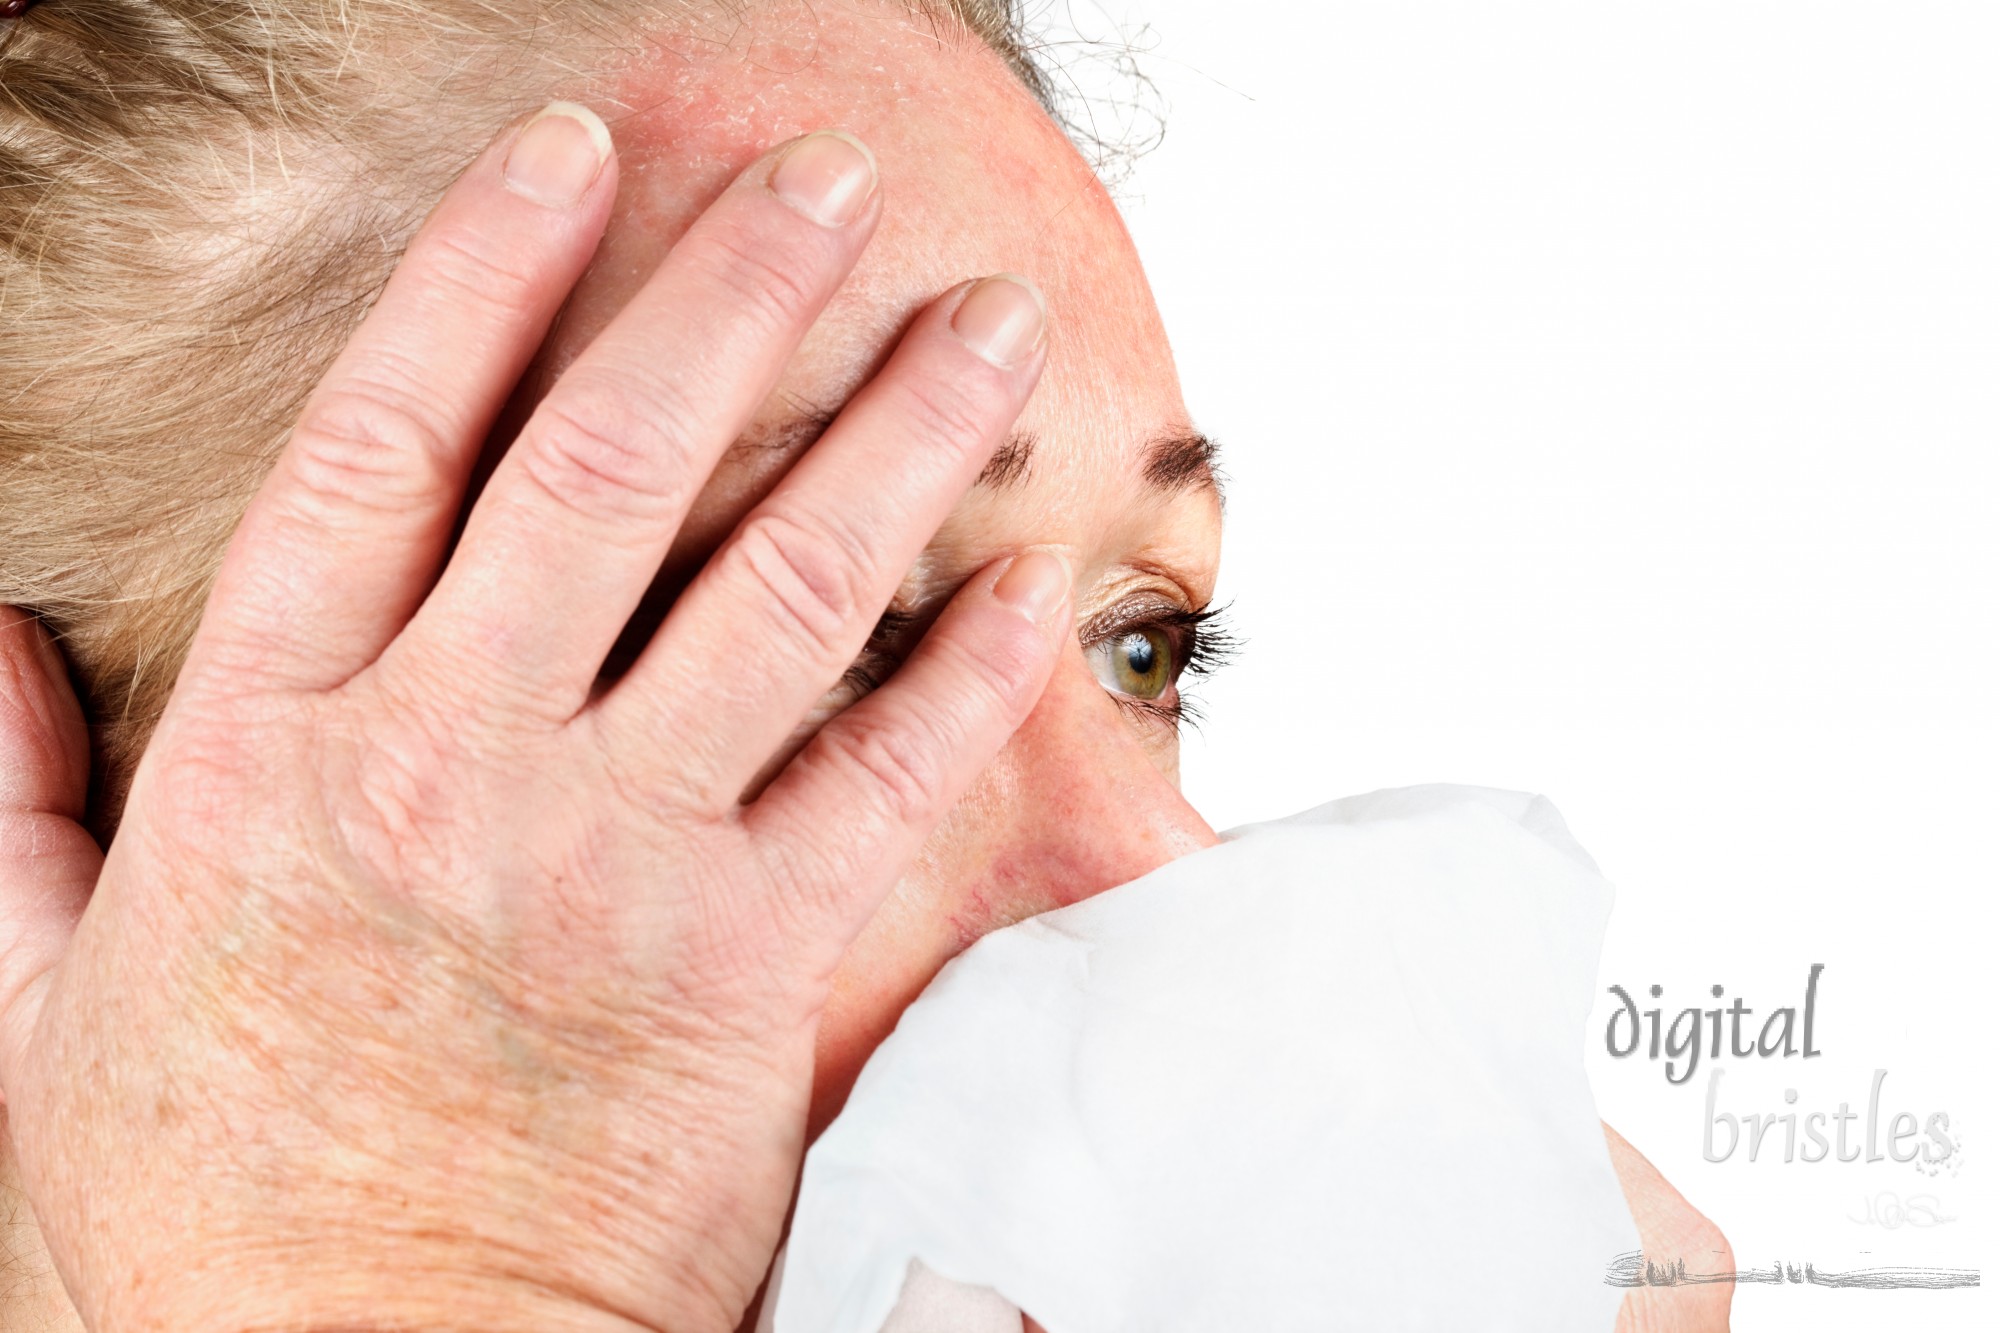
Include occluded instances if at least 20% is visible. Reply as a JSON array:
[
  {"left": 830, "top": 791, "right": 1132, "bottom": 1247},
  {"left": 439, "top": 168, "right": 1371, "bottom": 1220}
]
[{"left": 0, "top": 104, "right": 1069, "bottom": 1333}]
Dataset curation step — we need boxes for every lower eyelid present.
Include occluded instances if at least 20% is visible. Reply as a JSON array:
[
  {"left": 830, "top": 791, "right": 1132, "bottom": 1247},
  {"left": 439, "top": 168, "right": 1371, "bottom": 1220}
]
[{"left": 1114, "top": 692, "right": 1186, "bottom": 730}]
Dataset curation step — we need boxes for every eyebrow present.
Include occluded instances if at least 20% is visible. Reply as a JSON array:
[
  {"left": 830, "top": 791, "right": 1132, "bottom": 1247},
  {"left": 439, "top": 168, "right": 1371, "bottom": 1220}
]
[
  {"left": 1139, "top": 431, "right": 1223, "bottom": 494},
  {"left": 726, "top": 410, "right": 837, "bottom": 464},
  {"left": 975, "top": 429, "right": 1223, "bottom": 496},
  {"left": 976, "top": 431, "right": 1036, "bottom": 486},
  {"left": 728, "top": 417, "right": 1222, "bottom": 496}
]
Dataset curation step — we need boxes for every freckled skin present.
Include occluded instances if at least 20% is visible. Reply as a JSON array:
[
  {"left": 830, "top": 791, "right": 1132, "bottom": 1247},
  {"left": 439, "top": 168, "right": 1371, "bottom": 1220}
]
[
  {"left": 500, "top": 0, "right": 1225, "bottom": 1144},
  {"left": 0, "top": 10, "right": 1724, "bottom": 1333}
]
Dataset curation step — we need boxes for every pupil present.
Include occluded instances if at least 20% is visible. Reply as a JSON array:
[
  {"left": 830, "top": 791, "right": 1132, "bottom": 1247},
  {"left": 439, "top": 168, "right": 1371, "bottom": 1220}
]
[{"left": 1123, "top": 634, "right": 1157, "bottom": 675}]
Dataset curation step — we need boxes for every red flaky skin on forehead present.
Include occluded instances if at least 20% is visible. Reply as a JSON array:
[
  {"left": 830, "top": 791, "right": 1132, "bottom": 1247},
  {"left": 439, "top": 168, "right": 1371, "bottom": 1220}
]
[{"left": 506, "top": 3, "right": 1187, "bottom": 589}]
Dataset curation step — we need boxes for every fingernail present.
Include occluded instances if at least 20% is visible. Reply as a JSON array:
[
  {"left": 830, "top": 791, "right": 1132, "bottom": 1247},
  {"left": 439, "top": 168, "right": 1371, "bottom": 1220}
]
[
  {"left": 992, "top": 550, "right": 1072, "bottom": 623},
  {"left": 952, "top": 274, "right": 1047, "bottom": 368},
  {"left": 769, "top": 130, "right": 878, "bottom": 227},
  {"left": 503, "top": 101, "right": 613, "bottom": 208}
]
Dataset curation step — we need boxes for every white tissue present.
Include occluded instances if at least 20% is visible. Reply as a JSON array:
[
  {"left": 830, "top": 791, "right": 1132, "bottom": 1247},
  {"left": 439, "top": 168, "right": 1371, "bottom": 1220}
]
[{"left": 768, "top": 785, "right": 1640, "bottom": 1333}]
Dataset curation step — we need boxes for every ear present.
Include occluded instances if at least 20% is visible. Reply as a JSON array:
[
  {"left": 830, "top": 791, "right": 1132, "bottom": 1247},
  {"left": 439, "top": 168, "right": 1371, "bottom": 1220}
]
[
  {"left": 0, "top": 609, "right": 91, "bottom": 816},
  {"left": 0, "top": 607, "right": 102, "bottom": 1104}
]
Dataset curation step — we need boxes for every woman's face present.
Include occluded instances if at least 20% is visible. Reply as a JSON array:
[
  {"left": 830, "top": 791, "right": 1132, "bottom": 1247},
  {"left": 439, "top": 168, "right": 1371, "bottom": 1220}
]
[{"left": 525, "top": 3, "right": 1223, "bottom": 1131}]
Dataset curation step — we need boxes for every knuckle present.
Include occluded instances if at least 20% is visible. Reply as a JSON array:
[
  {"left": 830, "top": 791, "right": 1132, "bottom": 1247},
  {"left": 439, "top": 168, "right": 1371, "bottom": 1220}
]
[
  {"left": 751, "top": 825, "right": 864, "bottom": 944},
  {"left": 749, "top": 828, "right": 832, "bottom": 905},
  {"left": 344, "top": 732, "right": 460, "bottom": 875},
  {"left": 516, "top": 382, "right": 695, "bottom": 532},
  {"left": 396, "top": 636, "right": 573, "bottom": 731},
  {"left": 287, "top": 373, "right": 455, "bottom": 514},
  {"left": 924, "top": 626, "right": 1038, "bottom": 718},
  {"left": 680, "top": 226, "right": 822, "bottom": 339},
  {"left": 598, "top": 745, "right": 711, "bottom": 828},
  {"left": 879, "top": 370, "right": 1003, "bottom": 455},
  {"left": 813, "top": 709, "right": 949, "bottom": 829},
  {"left": 418, "top": 223, "right": 544, "bottom": 317},
  {"left": 730, "top": 510, "right": 873, "bottom": 662},
  {"left": 146, "top": 726, "right": 275, "bottom": 831}
]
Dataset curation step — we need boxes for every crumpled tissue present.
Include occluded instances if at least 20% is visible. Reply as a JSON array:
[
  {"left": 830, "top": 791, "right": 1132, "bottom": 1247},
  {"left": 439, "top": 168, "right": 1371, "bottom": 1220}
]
[{"left": 763, "top": 784, "right": 1640, "bottom": 1332}]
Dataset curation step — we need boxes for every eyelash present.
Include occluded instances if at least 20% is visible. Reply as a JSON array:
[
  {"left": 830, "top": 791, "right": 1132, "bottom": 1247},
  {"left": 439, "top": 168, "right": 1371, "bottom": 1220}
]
[
  {"left": 1095, "top": 601, "right": 1241, "bottom": 731},
  {"left": 839, "top": 602, "right": 1243, "bottom": 732},
  {"left": 839, "top": 610, "right": 919, "bottom": 699}
]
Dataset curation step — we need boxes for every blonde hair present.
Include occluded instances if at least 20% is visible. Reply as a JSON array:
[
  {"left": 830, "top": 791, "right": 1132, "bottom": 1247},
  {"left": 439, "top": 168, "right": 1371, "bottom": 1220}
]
[{"left": 0, "top": 0, "right": 1050, "bottom": 834}]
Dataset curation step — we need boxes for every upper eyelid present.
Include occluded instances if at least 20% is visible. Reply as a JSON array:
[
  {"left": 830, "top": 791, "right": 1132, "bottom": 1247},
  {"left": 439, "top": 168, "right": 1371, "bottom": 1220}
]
[
  {"left": 863, "top": 606, "right": 921, "bottom": 651},
  {"left": 839, "top": 602, "right": 1228, "bottom": 735},
  {"left": 1077, "top": 591, "right": 1201, "bottom": 644},
  {"left": 846, "top": 584, "right": 1212, "bottom": 685},
  {"left": 1120, "top": 556, "right": 1213, "bottom": 616},
  {"left": 862, "top": 584, "right": 1201, "bottom": 659},
  {"left": 839, "top": 605, "right": 921, "bottom": 696}
]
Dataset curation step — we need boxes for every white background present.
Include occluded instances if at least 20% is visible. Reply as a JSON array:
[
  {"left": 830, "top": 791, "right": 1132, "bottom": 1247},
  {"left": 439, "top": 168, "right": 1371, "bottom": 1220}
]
[{"left": 1049, "top": 3, "right": 1996, "bottom": 1328}]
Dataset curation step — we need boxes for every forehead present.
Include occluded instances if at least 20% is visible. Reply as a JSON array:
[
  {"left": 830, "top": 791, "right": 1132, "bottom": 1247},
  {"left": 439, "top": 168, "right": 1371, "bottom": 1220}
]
[{"left": 541, "top": 4, "right": 1190, "bottom": 527}]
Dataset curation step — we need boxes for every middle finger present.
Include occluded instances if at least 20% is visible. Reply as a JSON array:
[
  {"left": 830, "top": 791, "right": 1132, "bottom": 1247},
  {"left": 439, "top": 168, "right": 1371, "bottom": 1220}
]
[
  {"left": 593, "top": 273, "right": 1049, "bottom": 807},
  {"left": 398, "top": 130, "right": 881, "bottom": 713}
]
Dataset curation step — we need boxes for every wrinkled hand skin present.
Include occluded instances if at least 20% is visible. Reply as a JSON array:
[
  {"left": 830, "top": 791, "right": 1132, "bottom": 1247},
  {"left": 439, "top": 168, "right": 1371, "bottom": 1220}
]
[
  {"left": 0, "top": 94, "right": 1069, "bottom": 1331},
  {"left": 16, "top": 693, "right": 823, "bottom": 1331}
]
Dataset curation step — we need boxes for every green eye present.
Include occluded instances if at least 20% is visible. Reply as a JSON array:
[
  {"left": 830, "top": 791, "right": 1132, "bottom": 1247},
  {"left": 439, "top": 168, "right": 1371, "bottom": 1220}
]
[{"left": 1087, "top": 627, "right": 1175, "bottom": 700}]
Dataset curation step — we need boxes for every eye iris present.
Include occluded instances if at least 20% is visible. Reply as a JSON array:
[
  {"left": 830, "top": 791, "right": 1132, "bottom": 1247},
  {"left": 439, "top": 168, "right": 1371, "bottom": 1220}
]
[{"left": 1113, "top": 629, "right": 1171, "bottom": 699}]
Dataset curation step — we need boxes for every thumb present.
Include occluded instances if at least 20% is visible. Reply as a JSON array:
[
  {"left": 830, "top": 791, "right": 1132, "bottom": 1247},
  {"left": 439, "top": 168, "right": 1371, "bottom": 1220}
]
[{"left": 0, "top": 608, "right": 102, "bottom": 1101}]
